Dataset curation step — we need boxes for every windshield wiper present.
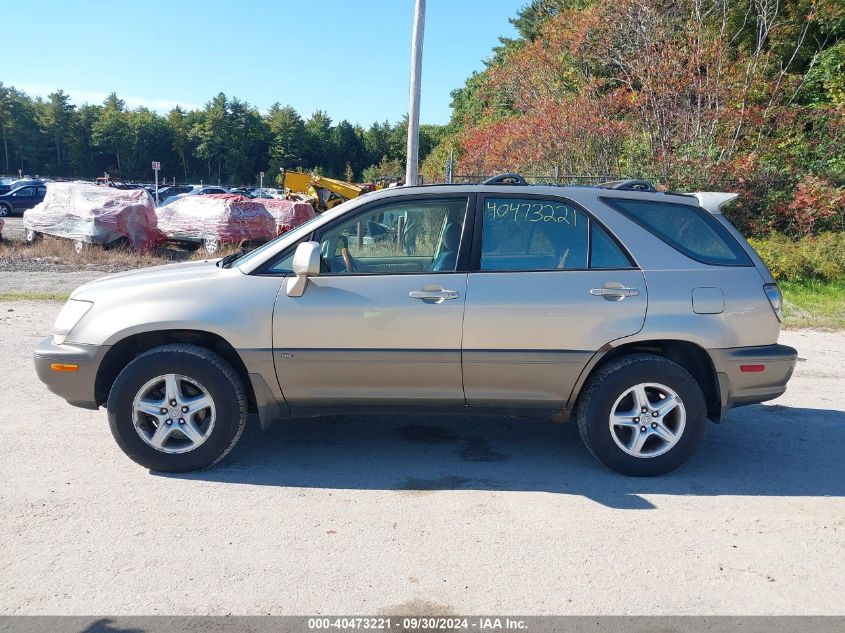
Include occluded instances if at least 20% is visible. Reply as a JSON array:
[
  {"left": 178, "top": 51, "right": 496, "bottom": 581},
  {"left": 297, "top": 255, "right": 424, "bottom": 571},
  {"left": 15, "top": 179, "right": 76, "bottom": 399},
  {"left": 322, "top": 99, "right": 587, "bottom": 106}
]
[{"left": 217, "top": 251, "right": 245, "bottom": 268}]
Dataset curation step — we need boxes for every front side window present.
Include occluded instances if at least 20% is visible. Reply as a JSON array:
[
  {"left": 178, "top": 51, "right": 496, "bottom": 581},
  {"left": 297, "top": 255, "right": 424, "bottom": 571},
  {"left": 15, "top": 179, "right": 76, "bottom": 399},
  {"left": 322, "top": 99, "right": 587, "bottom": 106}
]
[
  {"left": 317, "top": 197, "right": 468, "bottom": 274},
  {"left": 604, "top": 198, "right": 752, "bottom": 266},
  {"left": 13, "top": 187, "right": 34, "bottom": 197}
]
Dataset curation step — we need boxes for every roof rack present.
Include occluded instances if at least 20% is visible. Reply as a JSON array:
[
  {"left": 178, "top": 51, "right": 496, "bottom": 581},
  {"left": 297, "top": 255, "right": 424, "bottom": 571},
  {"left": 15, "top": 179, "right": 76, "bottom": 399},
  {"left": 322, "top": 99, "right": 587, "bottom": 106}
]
[
  {"left": 482, "top": 173, "right": 528, "bottom": 186},
  {"left": 597, "top": 179, "right": 656, "bottom": 192}
]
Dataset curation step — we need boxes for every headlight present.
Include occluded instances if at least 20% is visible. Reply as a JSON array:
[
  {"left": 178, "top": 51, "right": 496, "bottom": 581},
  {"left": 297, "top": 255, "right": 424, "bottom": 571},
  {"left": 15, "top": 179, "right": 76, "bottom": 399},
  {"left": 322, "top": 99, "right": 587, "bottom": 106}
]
[
  {"left": 53, "top": 299, "right": 93, "bottom": 345},
  {"left": 764, "top": 283, "right": 783, "bottom": 322}
]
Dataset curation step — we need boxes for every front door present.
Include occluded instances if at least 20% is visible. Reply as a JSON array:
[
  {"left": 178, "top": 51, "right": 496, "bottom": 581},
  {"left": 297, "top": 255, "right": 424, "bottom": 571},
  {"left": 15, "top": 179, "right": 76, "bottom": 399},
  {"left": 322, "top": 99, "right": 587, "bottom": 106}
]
[
  {"left": 272, "top": 195, "right": 472, "bottom": 408},
  {"left": 462, "top": 195, "right": 647, "bottom": 407}
]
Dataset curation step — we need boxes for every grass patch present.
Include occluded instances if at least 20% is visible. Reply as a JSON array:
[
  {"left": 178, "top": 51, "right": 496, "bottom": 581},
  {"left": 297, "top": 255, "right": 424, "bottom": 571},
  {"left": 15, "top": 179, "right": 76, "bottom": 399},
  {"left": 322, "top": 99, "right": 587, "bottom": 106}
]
[
  {"left": 0, "top": 235, "right": 239, "bottom": 274},
  {"left": 781, "top": 280, "right": 845, "bottom": 330},
  {"left": 0, "top": 291, "right": 70, "bottom": 301}
]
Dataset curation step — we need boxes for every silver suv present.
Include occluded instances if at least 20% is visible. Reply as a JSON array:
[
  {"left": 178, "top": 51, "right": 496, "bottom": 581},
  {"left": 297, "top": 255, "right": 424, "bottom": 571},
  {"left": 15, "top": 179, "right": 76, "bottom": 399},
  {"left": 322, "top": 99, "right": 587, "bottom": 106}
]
[{"left": 34, "top": 176, "right": 797, "bottom": 476}]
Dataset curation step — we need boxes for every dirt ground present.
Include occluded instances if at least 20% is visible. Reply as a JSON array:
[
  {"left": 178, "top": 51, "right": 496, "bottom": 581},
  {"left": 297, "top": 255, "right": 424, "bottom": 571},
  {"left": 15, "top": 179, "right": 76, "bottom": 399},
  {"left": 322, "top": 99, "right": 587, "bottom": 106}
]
[{"left": 0, "top": 299, "right": 843, "bottom": 616}]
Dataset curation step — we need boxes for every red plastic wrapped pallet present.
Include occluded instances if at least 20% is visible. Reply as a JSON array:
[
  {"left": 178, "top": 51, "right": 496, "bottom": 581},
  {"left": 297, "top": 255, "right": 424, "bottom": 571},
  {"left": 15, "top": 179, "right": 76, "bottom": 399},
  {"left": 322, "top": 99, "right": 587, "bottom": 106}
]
[
  {"left": 23, "top": 182, "right": 164, "bottom": 251},
  {"left": 155, "top": 194, "right": 277, "bottom": 246},
  {"left": 258, "top": 198, "right": 316, "bottom": 235}
]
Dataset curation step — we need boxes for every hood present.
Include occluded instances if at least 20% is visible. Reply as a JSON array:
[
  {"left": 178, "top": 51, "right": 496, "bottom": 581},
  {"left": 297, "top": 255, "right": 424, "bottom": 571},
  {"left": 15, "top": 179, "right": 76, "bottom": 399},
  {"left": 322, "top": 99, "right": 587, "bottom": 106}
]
[{"left": 70, "top": 259, "right": 227, "bottom": 299}]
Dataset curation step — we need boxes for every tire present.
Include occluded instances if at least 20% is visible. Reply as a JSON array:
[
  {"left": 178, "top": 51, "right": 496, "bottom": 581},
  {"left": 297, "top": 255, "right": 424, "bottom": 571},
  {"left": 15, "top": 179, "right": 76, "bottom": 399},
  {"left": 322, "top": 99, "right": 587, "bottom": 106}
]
[
  {"left": 204, "top": 236, "right": 220, "bottom": 254},
  {"left": 576, "top": 353, "right": 707, "bottom": 476},
  {"left": 24, "top": 228, "right": 41, "bottom": 244},
  {"left": 0, "top": 204, "right": 10, "bottom": 217},
  {"left": 107, "top": 344, "right": 248, "bottom": 472}
]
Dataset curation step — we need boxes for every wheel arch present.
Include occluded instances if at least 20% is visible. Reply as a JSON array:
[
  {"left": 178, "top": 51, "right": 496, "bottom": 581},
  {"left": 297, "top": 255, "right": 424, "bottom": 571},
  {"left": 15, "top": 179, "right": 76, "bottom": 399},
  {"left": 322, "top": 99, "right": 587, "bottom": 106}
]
[
  {"left": 95, "top": 329, "right": 256, "bottom": 411},
  {"left": 568, "top": 339, "right": 722, "bottom": 421}
]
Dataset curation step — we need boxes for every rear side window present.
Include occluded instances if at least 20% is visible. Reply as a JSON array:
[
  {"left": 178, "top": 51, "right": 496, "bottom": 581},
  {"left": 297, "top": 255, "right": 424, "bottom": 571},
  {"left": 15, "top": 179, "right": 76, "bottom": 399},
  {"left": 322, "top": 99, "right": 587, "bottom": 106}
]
[
  {"left": 604, "top": 198, "right": 752, "bottom": 266},
  {"left": 480, "top": 197, "right": 634, "bottom": 271},
  {"left": 481, "top": 198, "right": 589, "bottom": 270}
]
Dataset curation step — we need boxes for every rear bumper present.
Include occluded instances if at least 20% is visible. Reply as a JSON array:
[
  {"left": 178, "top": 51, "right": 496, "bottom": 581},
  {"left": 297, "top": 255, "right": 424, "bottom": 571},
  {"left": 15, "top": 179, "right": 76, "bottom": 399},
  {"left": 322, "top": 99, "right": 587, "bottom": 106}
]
[
  {"left": 709, "top": 343, "right": 797, "bottom": 416},
  {"left": 33, "top": 336, "right": 108, "bottom": 409}
]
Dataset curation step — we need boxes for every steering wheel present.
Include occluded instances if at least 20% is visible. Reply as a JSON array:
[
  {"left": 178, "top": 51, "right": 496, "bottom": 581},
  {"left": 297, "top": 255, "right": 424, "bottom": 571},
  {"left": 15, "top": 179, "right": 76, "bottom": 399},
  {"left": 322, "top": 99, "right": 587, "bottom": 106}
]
[{"left": 337, "top": 235, "right": 357, "bottom": 273}]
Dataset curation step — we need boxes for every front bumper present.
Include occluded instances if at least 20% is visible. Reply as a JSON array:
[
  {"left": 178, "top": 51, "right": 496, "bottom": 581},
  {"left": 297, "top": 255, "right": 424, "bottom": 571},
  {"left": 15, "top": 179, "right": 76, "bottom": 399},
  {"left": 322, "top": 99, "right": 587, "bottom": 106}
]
[
  {"left": 710, "top": 343, "right": 798, "bottom": 416},
  {"left": 33, "top": 336, "right": 108, "bottom": 409}
]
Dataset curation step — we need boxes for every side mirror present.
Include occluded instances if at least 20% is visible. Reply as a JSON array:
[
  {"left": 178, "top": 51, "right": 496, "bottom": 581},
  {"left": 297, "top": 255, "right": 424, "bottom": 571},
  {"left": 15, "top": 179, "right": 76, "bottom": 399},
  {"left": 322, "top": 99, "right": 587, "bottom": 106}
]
[{"left": 286, "top": 241, "right": 321, "bottom": 297}]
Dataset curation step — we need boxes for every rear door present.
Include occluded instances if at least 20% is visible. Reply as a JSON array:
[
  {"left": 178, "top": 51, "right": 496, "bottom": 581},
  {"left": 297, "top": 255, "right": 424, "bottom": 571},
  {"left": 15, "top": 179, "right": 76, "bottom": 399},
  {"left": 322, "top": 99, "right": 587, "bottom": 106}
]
[{"left": 462, "top": 194, "right": 647, "bottom": 407}]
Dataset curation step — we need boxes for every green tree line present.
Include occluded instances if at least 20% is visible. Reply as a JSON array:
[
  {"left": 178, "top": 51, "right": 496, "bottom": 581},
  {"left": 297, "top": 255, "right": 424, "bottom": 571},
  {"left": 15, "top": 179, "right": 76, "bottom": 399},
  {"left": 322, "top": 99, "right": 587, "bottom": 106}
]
[{"left": 0, "top": 86, "right": 445, "bottom": 185}]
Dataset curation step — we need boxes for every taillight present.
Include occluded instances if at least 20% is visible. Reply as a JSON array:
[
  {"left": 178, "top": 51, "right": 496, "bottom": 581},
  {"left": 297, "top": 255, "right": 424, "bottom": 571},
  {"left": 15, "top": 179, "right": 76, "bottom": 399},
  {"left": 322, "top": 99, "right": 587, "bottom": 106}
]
[{"left": 764, "top": 283, "right": 783, "bottom": 322}]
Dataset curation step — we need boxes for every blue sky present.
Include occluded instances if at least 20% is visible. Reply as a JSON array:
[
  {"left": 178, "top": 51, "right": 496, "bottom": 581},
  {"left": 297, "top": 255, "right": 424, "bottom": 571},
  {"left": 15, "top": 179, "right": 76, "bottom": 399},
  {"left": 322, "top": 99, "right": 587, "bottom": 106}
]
[{"left": 4, "top": 0, "right": 521, "bottom": 126}]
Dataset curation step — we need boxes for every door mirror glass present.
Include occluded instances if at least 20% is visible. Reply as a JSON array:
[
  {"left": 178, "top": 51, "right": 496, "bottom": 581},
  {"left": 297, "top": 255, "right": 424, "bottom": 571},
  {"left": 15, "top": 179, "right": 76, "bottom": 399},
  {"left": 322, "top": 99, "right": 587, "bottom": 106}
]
[{"left": 287, "top": 241, "right": 321, "bottom": 297}]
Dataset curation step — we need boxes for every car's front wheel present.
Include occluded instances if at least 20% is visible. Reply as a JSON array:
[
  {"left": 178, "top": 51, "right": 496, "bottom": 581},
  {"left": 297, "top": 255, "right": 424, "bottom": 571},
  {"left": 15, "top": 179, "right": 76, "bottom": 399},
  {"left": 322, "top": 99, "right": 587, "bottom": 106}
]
[
  {"left": 24, "top": 228, "right": 41, "bottom": 244},
  {"left": 107, "top": 344, "right": 247, "bottom": 472},
  {"left": 0, "top": 203, "right": 11, "bottom": 217},
  {"left": 204, "top": 236, "right": 220, "bottom": 254},
  {"left": 576, "top": 353, "right": 707, "bottom": 476}
]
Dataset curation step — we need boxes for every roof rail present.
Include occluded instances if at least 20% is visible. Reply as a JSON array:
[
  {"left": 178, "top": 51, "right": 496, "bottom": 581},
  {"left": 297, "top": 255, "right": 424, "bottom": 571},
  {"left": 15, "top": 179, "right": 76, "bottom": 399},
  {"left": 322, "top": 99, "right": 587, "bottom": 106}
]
[
  {"left": 482, "top": 173, "right": 528, "bottom": 186},
  {"left": 599, "top": 179, "right": 656, "bottom": 192}
]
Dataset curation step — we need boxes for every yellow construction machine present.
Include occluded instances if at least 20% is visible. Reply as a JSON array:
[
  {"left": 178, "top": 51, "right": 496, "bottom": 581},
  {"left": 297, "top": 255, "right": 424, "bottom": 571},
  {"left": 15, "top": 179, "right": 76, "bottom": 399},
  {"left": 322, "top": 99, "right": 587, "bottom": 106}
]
[{"left": 283, "top": 171, "right": 378, "bottom": 212}]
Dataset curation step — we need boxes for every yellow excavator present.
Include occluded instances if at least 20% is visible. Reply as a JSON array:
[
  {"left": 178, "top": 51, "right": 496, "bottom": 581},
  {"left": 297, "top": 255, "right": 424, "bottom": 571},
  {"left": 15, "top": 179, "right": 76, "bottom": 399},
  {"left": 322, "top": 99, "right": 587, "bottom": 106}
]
[{"left": 283, "top": 171, "right": 377, "bottom": 212}]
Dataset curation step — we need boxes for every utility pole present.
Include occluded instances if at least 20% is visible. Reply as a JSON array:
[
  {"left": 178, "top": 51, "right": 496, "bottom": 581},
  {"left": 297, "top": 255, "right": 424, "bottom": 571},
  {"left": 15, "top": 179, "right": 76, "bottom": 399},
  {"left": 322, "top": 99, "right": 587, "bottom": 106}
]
[{"left": 405, "top": 0, "right": 426, "bottom": 186}]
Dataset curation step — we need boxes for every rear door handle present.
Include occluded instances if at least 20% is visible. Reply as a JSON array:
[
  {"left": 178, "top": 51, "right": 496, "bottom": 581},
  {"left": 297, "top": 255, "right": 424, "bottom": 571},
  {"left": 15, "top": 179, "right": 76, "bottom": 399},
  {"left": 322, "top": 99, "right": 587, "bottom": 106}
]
[
  {"left": 590, "top": 286, "right": 639, "bottom": 300},
  {"left": 409, "top": 289, "right": 460, "bottom": 303}
]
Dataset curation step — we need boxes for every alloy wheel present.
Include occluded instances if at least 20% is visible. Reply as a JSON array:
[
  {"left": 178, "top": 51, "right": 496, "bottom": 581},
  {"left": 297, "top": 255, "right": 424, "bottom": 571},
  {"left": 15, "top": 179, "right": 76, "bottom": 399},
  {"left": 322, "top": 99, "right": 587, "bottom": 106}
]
[
  {"left": 131, "top": 373, "right": 217, "bottom": 454},
  {"left": 608, "top": 382, "right": 686, "bottom": 458}
]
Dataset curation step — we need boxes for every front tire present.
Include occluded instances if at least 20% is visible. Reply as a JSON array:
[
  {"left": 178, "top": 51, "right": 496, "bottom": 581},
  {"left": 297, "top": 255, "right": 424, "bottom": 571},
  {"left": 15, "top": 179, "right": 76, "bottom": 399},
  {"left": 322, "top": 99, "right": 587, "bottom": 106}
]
[
  {"left": 204, "top": 236, "right": 220, "bottom": 254},
  {"left": 576, "top": 353, "right": 707, "bottom": 476},
  {"left": 24, "top": 228, "right": 41, "bottom": 244},
  {"left": 107, "top": 344, "right": 247, "bottom": 472},
  {"left": 0, "top": 204, "right": 10, "bottom": 217}
]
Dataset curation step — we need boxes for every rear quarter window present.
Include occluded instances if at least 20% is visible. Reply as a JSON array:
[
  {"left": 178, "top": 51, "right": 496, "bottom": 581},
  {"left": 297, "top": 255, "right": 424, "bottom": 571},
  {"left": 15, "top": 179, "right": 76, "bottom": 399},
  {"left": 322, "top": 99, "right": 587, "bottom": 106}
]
[{"left": 603, "top": 198, "right": 752, "bottom": 266}]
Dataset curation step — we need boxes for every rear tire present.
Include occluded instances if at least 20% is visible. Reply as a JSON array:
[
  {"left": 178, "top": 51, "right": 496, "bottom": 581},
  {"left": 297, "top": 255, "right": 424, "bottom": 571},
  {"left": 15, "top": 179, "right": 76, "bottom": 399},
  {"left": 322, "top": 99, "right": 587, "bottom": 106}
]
[
  {"left": 107, "top": 344, "right": 248, "bottom": 472},
  {"left": 576, "top": 353, "right": 707, "bottom": 476}
]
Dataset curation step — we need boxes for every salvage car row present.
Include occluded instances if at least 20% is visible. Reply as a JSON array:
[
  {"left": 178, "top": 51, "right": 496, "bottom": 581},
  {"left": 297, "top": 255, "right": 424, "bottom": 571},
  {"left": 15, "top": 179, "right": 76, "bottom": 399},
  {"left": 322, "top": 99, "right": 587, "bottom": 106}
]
[{"left": 17, "top": 181, "right": 315, "bottom": 254}]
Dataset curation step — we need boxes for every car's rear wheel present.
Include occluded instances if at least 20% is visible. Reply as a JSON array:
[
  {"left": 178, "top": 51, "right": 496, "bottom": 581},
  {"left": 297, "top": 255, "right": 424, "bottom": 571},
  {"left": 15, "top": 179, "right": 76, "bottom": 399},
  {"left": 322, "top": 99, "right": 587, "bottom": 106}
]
[
  {"left": 576, "top": 353, "right": 707, "bottom": 476},
  {"left": 107, "top": 344, "right": 247, "bottom": 472}
]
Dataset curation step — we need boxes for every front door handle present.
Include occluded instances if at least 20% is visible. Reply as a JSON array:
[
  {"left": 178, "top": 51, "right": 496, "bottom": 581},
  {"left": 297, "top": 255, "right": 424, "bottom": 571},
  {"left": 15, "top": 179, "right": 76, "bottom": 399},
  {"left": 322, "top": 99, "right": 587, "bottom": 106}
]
[
  {"left": 409, "top": 289, "right": 460, "bottom": 303},
  {"left": 590, "top": 286, "right": 639, "bottom": 301}
]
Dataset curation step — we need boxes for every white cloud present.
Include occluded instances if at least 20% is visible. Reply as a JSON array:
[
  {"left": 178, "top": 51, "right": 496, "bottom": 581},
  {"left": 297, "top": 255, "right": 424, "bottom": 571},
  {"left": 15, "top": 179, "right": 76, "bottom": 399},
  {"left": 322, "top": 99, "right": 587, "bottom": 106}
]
[{"left": 6, "top": 82, "right": 201, "bottom": 112}]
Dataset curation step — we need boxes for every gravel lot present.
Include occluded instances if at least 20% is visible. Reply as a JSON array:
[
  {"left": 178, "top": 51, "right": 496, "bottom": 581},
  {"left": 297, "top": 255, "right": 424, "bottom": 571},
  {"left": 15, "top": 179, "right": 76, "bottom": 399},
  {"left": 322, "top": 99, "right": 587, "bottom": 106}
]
[{"left": 0, "top": 300, "right": 843, "bottom": 616}]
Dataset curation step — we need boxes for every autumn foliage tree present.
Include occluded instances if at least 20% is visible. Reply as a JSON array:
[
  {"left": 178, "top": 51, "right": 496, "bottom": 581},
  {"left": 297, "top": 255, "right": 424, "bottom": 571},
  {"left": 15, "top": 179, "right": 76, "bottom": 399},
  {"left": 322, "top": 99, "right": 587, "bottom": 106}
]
[{"left": 428, "top": 0, "right": 845, "bottom": 237}]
